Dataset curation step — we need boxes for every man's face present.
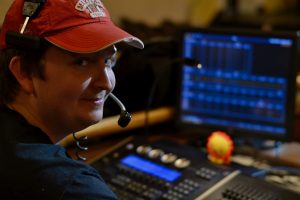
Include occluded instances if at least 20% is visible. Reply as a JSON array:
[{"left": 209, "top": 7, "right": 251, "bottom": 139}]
[{"left": 32, "top": 45, "right": 116, "bottom": 136}]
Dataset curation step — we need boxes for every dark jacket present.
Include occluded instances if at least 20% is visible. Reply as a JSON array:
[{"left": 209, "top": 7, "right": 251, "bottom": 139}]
[{"left": 0, "top": 106, "right": 118, "bottom": 200}]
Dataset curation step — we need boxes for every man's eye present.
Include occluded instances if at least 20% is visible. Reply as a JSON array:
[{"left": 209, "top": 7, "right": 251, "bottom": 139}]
[{"left": 75, "top": 59, "right": 89, "bottom": 66}]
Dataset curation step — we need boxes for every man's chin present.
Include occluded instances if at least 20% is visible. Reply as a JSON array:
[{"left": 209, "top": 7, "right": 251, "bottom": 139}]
[
  {"left": 86, "top": 115, "right": 102, "bottom": 125},
  {"left": 74, "top": 110, "right": 103, "bottom": 129},
  {"left": 74, "top": 119, "right": 100, "bottom": 133}
]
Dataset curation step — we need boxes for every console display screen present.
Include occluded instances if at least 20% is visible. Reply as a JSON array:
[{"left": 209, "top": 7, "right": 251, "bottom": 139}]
[{"left": 120, "top": 154, "right": 182, "bottom": 182}]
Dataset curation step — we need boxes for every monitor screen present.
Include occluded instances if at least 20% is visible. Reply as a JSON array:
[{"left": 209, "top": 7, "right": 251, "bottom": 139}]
[{"left": 176, "top": 28, "right": 298, "bottom": 141}]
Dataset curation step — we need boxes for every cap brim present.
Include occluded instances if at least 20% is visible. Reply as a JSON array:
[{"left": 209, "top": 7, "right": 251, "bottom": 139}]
[{"left": 45, "top": 22, "right": 144, "bottom": 53}]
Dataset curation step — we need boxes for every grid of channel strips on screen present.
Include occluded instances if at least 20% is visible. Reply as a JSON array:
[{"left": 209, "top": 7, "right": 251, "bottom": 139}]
[{"left": 180, "top": 32, "right": 294, "bottom": 136}]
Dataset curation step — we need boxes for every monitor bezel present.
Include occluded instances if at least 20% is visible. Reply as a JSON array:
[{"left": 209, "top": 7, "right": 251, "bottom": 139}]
[{"left": 175, "top": 28, "right": 298, "bottom": 142}]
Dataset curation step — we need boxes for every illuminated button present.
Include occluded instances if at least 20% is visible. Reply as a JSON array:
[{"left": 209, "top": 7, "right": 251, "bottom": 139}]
[
  {"left": 161, "top": 153, "right": 177, "bottom": 164},
  {"left": 174, "top": 158, "right": 191, "bottom": 168},
  {"left": 136, "top": 145, "right": 152, "bottom": 155},
  {"left": 125, "top": 143, "right": 134, "bottom": 150},
  {"left": 148, "top": 149, "right": 163, "bottom": 159}
]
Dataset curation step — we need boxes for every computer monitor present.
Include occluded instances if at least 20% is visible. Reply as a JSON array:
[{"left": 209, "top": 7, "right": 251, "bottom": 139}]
[{"left": 176, "top": 28, "right": 298, "bottom": 141}]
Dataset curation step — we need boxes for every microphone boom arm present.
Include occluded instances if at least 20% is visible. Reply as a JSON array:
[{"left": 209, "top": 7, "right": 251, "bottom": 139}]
[{"left": 109, "top": 93, "right": 132, "bottom": 127}]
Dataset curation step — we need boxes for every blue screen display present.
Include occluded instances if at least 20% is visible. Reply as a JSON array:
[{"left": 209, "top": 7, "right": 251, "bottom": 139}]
[
  {"left": 120, "top": 154, "right": 182, "bottom": 182},
  {"left": 178, "top": 30, "right": 297, "bottom": 139}
]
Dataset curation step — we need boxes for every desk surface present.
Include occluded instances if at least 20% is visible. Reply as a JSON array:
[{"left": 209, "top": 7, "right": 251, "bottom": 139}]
[
  {"left": 66, "top": 128, "right": 300, "bottom": 169},
  {"left": 260, "top": 142, "right": 300, "bottom": 168},
  {"left": 63, "top": 106, "right": 300, "bottom": 168}
]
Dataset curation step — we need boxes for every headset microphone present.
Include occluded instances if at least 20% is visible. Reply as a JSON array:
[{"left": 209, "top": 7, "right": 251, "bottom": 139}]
[
  {"left": 109, "top": 93, "right": 132, "bottom": 127},
  {"left": 6, "top": 0, "right": 46, "bottom": 50}
]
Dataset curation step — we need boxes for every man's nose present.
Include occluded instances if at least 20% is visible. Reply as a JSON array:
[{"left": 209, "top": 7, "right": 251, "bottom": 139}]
[{"left": 93, "top": 66, "right": 114, "bottom": 90}]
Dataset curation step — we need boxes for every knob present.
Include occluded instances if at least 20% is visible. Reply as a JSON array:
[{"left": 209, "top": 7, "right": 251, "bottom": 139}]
[
  {"left": 174, "top": 158, "right": 191, "bottom": 168},
  {"left": 148, "top": 149, "right": 163, "bottom": 159},
  {"left": 136, "top": 145, "right": 152, "bottom": 155},
  {"left": 161, "top": 153, "right": 177, "bottom": 164},
  {"left": 125, "top": 143, "right": 134, "bottom": 150}
]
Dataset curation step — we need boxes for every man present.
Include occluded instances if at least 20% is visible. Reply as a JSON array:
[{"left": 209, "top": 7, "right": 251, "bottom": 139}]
[{"left": 0, "top": 0, "right": 143, "bottom": 199}]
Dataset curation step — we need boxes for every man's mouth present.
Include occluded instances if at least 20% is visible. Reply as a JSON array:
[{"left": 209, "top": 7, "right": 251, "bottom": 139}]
[{"left": 82, "top": 97, "right": 105, "bottom": 105}]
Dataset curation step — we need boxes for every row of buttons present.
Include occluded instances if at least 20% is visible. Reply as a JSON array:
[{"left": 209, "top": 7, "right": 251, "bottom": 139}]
[
  {"left": 222, "top": 183, "right": 277, "bottom": 200},
  {"left": 195, "top": 167, "right": 217, "bottom": 180},
  {"left": 108, "top": 183, "right": 144, "bottom": 200},
  {"left": 110, "top": 172, "right": 201, "bottom": 200},
  {"left": 162, "top": 179, "right": 200, "bottom": 200},
  {"left": 117, "top": 164, "right": 171, "bottom": 189},
  {"left": 110, "top": 174, "right": 162, "bottom": 199}
]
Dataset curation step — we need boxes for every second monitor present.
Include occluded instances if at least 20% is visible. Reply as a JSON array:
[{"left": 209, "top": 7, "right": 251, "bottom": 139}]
[{"left": 176, "top": 28, "right": 298, "bottom": 141}]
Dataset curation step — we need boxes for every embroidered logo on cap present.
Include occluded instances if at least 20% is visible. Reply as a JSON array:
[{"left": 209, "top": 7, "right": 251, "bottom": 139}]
[{"left": 75, "top": 0, "right": 106, "bottom": 18}]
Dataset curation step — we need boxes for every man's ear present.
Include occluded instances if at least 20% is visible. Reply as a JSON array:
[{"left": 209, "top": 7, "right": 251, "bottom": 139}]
[{"left": 9, "top": 56, "right": 34, "bottom": 94}]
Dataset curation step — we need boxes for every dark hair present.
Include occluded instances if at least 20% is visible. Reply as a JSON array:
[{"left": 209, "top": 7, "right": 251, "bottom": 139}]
[{"left": 0, "top": 41, "right": 50, "bottom": 105}]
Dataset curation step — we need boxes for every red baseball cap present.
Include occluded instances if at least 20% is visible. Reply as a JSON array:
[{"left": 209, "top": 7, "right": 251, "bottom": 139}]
[{"left": 0, "top": 0, "right": 144, "bottom": 53}]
